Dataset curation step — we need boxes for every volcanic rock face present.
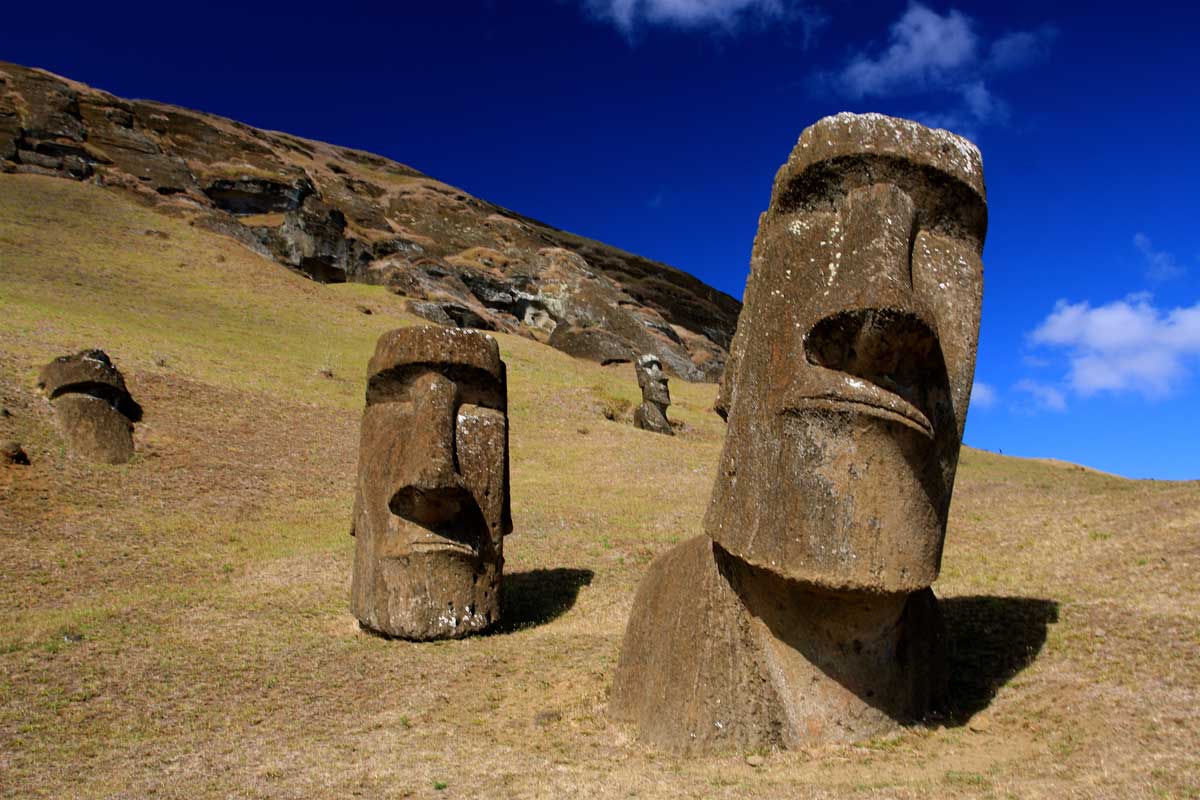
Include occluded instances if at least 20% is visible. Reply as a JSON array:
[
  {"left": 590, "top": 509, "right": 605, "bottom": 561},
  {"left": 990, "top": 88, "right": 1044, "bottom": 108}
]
[
  {"left": 37, "top": 350, "right": 142, "bottom": 464},
  {"left": 611, "top": 113, "right": 987, "bottom": 752},
  {"left": 350, "top": 326, "right": 511, "bottom": 640},
  {"left": 0, "top": 61, "right": 738, "bottom": 381},
  {"left": 632, "top": 354, "right": 673, "bottom": 436}
]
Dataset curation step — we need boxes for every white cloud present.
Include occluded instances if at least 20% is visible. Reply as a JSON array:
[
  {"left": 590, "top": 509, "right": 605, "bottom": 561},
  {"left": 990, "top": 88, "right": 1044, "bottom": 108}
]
[
  {"left": 581, "top": 0, "right": 826, "bottom": 39},
  {"left": 987, "top": 25, "right": 1057, "bottom": 70},
  {"left": 1133, "top": 233, "right": 1185, "bottom": 282},
  {"left": 829, "top": 4, "right": 1053, "bottom": 136},
  {"left": 839, "top": 4, "right": 976, "bottom": 97},
  {"left": 1015, "top": 379, "right": 1067, "bottom": 412},
  {"left": 970, "top": 381, "right": 997, "bottom": 410},
  {"left": 1029, "top": 295, "right": 1200, "bottom": 398}
]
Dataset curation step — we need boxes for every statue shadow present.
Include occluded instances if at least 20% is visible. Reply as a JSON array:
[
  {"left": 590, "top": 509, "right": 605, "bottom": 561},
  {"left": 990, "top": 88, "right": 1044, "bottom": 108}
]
[
  {"left": 940, "top": 595, "right": 1059, "bottom": 724},
  {"left": 494, "top": 568, "right": 594, "bottom": 634}
]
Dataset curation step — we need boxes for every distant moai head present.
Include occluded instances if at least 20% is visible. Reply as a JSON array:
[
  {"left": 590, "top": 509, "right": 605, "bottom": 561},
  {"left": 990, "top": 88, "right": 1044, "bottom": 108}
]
[
  {"left": 706, "top": 113, "right": 987, "bottom": 593},
  {"left": 635, "top": 354, "right": 670, "bottom": 408},
  {"left": 37, "top": 349, "right": 142, "bottom": 464},
  {"left": 633, "top": 354, "right": 674, "bottom": 436},
  {"left": 351, "top": 326, "right": 511, "bottom": 640}
]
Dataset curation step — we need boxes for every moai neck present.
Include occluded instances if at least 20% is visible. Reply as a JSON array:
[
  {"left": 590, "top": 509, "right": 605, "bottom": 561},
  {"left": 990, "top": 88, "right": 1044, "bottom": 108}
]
[{"left": 714, "top": 544, "right": 944, "bottom": 744}]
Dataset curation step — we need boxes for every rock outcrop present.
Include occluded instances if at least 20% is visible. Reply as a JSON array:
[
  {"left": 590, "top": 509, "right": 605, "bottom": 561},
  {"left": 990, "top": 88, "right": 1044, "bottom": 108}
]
[
  {"left": 350, "top": 327, "right": 511, "bottom": 640},
  {"left": 0, "top": 61, "right": 739, "bottom": 381},
  {"left": 611, "top": 113, "right": 988, "bottom": 752}
]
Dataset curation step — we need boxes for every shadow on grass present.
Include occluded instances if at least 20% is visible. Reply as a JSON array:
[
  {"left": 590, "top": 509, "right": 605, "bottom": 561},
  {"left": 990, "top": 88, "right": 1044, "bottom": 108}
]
[
  {"left": 941, "top": 595, "right": 1059, "bottom": 724},
  {"left": 495, "top": 568, "right": 594, "bottom": 634}
]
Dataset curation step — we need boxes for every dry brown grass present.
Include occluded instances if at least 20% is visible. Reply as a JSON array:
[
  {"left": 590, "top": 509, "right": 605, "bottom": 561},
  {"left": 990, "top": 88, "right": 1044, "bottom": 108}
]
[{"left": 1, "top": 173, "right": 1197, "bottom": 799}]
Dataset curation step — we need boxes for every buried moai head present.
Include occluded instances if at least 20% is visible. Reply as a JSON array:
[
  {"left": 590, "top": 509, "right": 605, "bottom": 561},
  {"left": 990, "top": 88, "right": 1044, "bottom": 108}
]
[
  {"left": 37, "top": 349, "right": 142, "bottom": 464},
  {"left": 350, "top": 326, "right": 511, "bottom": 640},
  {"left": 707, "top": 113, "right": 987, "bottom": 593},
  {"left": 633, "top": 354, "right": 673, "bottom": 435}
]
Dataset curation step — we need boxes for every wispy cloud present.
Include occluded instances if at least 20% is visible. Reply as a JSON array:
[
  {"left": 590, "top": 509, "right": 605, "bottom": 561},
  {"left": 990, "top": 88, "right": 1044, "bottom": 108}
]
[
  {"left": 1133, "top": 233, "right": 1186, "bottom": 282},
  {"left": 987, "top": 26, "right": 1057, "bottom": 70},
  {"left": 970, "top": 381, "right": 997, "bottom": 410},
  {"left": 1029, "top": 294, "right": 1200, "bottom": 398},
  {"left": 1015, "top": 379, "right": 1067, "bottom": 412},
  {"left": 827, "top": 4, "right": 1055, "bottom": 138},
  {"left": 580, "top": 0, "right": 826, "bottom": 40},
  {"left": 838, "top": 5, "right": 976, "bottom": 97}
]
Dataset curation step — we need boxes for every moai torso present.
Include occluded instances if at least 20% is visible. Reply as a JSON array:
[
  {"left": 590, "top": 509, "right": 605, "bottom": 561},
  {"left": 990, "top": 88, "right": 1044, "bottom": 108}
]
[
  {"left": 612, "top": 113, "right": 986, "bottom": 752},
  {"left": 350, "top": 327, "right": 511, "bottom": 640},
  {"left": 632, "top": 354, "right": 673, "bottom": 436},
  {"left": 37, "top": 350, "right": 142, "bottom": 464}
]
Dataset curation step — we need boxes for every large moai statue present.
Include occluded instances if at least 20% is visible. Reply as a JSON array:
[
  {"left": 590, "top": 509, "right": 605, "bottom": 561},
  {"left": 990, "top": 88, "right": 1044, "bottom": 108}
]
[
  {"left": 632, "top": 354, "right": 673, "bottom": 436},
  {"left": 351, "top": 327, "right": 512, "bottom": 640},
  {"left": 37, "top": 349, "right": 142, "bottom": 464},
  {"left": 611, "top": 113, "right": 986, "bottom": 752}
]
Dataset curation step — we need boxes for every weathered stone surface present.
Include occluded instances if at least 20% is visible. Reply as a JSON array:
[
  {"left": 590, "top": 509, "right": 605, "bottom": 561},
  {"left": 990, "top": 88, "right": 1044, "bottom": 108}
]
[
  {"left": 612, "top": 113, "right": 986, "bottom": 752},
  {"left": 37, "top": 349, "right": 142, "bottom": 464},
  {"left": 272, "top": 195, "right": 350, "bottom": 282},
  {"left": 0, "top": 60, "right": 739, "bottom": 380},
  {"left": 406, "top": 300, "right": 455, "bottom": 327},
  {"left": 632, "top": 354, "right": 673, "bottom": 436},
  {"left": 350, "top": 327, "right": 511, "bottom": 640},
  {"left": 549, "top": 325, "right": 636, "bottom": 365},
  {"left": 1, "top": 440, "right": 29, "bottom": 465}
]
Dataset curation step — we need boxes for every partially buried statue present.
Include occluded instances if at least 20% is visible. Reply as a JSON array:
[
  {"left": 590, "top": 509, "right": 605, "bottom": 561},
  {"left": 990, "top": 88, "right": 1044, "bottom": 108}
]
[
  {"left": 632, "top": 354, "right": 673, "bottom": 436},
  {"left": 37, "top": 349, "right": 142, "bottom": 464},
  {"left": 611, "top": 113, "right": 987, "bottom": 752},
  {"left": 351, "top": 326, "right": 511, "bottom": 640}
]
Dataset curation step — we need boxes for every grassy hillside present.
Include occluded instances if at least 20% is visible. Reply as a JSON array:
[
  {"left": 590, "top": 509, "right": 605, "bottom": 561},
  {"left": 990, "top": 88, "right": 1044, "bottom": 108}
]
[{"left": 1, "top": 173, "right": 1197, "bottom": 799}]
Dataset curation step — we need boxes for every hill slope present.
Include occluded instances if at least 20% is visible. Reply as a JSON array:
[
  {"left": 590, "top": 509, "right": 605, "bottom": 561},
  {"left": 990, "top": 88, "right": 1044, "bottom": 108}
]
[
  {"left": 2, "top": 174, "right": 1199, "bottom": 798},
  {"left": 0, "top": 61, "right": 740, "bottom": 381}
]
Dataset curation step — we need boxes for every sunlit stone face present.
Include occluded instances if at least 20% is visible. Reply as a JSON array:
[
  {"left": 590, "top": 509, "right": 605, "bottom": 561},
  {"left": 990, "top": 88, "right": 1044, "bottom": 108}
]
[
  {"left": 636, "top": 355, "right": 670, "bottom": 407},
  {"left": 350, "top": 327, "right": 511, "bottom": 639},
  {"left": 706, "top": 113, "right": 987, "bottom": 593}
]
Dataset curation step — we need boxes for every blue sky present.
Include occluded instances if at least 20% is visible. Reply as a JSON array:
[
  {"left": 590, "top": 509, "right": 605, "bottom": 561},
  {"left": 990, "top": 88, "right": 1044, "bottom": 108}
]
[{"left": 4, "top": 1, "right": 1198, "bottom": 479}]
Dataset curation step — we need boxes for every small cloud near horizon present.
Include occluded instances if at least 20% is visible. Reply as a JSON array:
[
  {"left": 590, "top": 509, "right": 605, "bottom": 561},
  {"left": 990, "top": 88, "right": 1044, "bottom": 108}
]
[
  {"left": 970, "top": 381, "right": 997, "bottom": 410},
  {"left": 1015, "top": 379, "right": 1068, "bottom": 412},
  {"left": 1028, "top": 294, "right": 1200, "bottom": 399},
  {"left": 579, "top": 0, "right": 827, "bottom": 42},
  {"left": 823, "top": 4, "right": 1056, "bottom": 139}
]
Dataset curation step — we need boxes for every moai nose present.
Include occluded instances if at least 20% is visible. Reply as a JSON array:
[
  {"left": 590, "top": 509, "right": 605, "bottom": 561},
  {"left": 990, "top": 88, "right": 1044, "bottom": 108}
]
[
  {"left": 824, "top": 182, "right": 940, "bottom": 339},
  {"left": 387, "top": 371, "right": 466, "bottom": 515}
]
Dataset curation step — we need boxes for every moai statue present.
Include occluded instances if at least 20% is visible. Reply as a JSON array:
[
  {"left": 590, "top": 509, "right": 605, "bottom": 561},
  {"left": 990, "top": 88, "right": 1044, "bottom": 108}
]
[
  {"left": 37, "top": 349, "right": 142, "bottom": 464},
  {"left": 611, "top": 113, "right": 986, "bottom": 752},
  {"left": 351, "top": 326, "right": 512, "bottom": 640},
  {"left": 632, "top": 354, "right": 673, "bottom": 436}
]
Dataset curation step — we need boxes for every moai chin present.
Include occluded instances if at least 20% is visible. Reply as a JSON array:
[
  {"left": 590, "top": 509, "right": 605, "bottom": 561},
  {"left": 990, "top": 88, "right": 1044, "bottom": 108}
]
[
  {"left": 37, "top": 349, "right": 142, "bottom": 464},
  {"left": 351, "top": 326, "right": 512, "bottom": 640},
  {"left": 632, "top": 354, "right": 673, "bottom": 436},
  {"left": 612, "top": 113, "right": 987, "bottom": 752}
]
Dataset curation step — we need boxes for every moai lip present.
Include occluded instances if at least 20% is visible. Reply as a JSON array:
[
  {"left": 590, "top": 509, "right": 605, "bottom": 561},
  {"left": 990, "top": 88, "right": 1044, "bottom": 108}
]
[
  {"left": 632, "top": 354, "right": 673, "bottom": 436},
  {"left": 350, "top": 326, "right": 512, "bottom": 640},
  {"left": 37, "top": 349, "right": 142, "bottom": 464},
  {"left": 612, "top": 113, "right": 986, "bottom": 752}
]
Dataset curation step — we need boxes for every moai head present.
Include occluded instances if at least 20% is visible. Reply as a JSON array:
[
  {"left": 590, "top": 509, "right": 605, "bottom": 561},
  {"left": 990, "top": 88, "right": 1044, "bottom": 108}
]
[
  {"left": 635, "top": 354, "right": 670, "bottom": 408},
  {"left": 37, "top": 349, "right": 142, "bottom": 464},
  {"left": 350, "top": 327, "right": 511, "bottom": 640},
  {"left": 706, "top": 113, "right": 986, "bottom": 593}
]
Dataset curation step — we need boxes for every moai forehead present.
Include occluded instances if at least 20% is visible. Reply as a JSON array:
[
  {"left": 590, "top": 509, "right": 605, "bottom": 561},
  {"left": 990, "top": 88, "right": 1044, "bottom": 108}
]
[
  {"left": 37, "top": 349, "right": 142, "bottom": 422},
  {"left": 366, "top": 327, "right": 506, "bottom": 409},
  {"left": 705, "top": 113, "right": 986, "bottom": 593},
  {"left": 776, "top": 112, "right": 986, "bottom": 202}
]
